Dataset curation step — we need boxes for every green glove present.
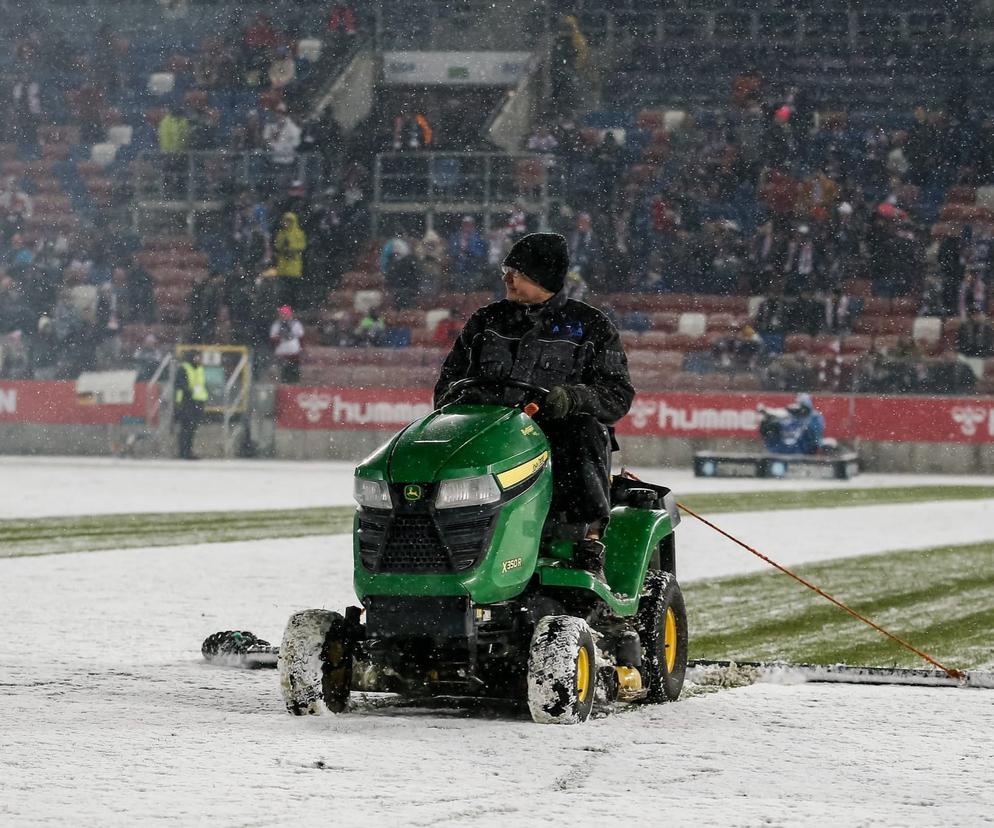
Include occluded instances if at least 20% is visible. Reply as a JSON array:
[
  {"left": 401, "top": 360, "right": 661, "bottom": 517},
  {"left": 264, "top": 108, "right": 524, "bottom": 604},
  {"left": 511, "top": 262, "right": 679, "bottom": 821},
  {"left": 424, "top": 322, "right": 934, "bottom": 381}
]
[{"left": 544, "top": 385, "right": 577, "bottom": 419}]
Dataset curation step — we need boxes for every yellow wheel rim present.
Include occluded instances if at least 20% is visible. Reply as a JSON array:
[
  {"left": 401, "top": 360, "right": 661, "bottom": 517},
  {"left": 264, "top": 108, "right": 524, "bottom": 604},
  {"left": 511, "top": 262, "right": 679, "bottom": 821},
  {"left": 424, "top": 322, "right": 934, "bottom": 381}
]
[
  {"left": 664, "top": 607, "right": 678, "bottom": 674},
  {"left": 576, "top": 646, "right": 591, "bottom": 703}
]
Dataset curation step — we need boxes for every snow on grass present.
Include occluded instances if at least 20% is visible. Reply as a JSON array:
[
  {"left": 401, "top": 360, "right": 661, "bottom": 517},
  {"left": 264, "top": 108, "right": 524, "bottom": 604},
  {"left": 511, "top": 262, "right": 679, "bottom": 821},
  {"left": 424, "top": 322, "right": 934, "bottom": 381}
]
[
  {"left": 3, "top": 461, "right": 994, "bottom": 824},
  {"left": 3, "top": 533, "right": 994, "bottom": 826},
  {"left": 687, "top": 541, "right": 994, "bottom": 670},
  {"left": 2, "top": 454, "right": 992, "bottom": 519}
]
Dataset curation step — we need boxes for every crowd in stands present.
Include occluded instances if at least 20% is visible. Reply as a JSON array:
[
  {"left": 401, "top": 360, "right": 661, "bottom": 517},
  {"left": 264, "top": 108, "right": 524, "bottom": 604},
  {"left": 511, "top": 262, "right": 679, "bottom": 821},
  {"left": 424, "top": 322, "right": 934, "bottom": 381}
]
[
  {"left": 0, "top": 4, "right": 375, "bottom": 383},
  {"left": 0, "top": 7, "right": 992, "bottom": 397}
]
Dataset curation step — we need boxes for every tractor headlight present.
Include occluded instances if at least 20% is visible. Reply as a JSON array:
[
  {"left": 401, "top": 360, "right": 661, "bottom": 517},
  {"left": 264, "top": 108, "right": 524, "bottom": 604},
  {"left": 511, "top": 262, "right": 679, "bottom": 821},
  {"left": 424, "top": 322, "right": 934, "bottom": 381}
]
[
  {"left": 435, "top": 475, "right": 501, "bottom": 510},
  {"left": 354, "top": 478, "right": 391, "bottom": 509}
]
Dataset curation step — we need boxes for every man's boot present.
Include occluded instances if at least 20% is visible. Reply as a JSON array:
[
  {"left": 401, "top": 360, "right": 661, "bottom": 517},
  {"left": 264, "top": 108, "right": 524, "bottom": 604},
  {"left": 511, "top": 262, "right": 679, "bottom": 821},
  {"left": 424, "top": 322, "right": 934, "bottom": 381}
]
[{"left": 573, "top": 538, "right": 607, "bottom": 583}]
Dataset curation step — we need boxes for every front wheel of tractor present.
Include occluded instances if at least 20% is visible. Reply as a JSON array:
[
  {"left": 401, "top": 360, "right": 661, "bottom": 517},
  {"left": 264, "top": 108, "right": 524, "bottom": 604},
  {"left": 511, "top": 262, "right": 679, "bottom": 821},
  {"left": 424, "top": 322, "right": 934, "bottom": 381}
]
[
  {"left": 526, "top": 615, "right": 597, "bottom": 724},
  {"left": 278, "top": 609, "right": 352, "bottom": 715}
]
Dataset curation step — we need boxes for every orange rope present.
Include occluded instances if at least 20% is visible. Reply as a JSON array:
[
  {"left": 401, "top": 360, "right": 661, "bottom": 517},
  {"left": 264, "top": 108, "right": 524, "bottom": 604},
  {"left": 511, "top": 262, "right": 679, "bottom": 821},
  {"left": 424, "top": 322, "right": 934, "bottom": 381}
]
[{"left": 676, "top": 501, "right": 965, "bottom": 681}]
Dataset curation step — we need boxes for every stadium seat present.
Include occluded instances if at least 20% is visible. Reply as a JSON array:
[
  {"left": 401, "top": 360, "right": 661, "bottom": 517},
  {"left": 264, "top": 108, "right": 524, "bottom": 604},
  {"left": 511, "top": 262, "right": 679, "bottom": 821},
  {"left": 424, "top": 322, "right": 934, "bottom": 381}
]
[
  {"left": 677, "top": 312, "right": 707, "bottom": 337},
  {"left": 90, "top": 143, "right": 118, "bottom": 166},
  {"left": 912, "top": 316, "right": 942, "bottom": 344},
  {"left": 147, "top": 72, "right": 176, "bottom": 95}
]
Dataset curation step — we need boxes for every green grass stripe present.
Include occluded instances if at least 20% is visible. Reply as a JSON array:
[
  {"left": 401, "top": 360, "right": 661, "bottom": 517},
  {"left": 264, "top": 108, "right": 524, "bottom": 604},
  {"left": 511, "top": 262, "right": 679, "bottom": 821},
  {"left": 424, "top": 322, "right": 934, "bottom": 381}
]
[
  {"left": 678, "top": 485, "right": 994, "bottom": 515},
  {"left": 0, "top": 507, "right": 356, "bottom": 559},
  {"left": 685, "top": 541, "right": 994, "bottom": 670},
  {"left": 0, "top": 484, "right": 991, "bottom": 560}
]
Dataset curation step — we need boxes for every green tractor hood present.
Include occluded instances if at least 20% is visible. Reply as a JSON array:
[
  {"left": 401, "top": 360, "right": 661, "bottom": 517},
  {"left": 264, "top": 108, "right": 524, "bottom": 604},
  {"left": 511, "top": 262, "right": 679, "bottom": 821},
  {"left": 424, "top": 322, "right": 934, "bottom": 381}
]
[{"left": 383, "top": 404, "right": 549, "bottom": 483}]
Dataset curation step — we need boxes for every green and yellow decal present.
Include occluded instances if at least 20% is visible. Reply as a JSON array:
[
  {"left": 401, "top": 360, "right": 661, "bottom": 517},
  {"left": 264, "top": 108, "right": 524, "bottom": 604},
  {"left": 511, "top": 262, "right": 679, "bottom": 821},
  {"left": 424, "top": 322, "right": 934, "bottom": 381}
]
[{"left": 496, "top": 451, "right": 549, "bottom": 490}]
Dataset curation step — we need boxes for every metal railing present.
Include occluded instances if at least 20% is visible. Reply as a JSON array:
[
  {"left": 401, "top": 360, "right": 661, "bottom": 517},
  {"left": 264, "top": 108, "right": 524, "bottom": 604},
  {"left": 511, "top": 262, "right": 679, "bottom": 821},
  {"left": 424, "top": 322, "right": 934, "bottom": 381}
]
[
  {"left": 133, "top": 150, "right": 323, "bottom": 205},
  {"left": 221, "top": 350, "right": 251, "bottom": 459},
  {"left": 372, "top": 151, "right": 553, "bottom": 233},
  {"left": 561, "top": 6, "right": 960, "bottom": 52},
  {"left": 147, "top": 352, "right": 175, "bottom": 451}
]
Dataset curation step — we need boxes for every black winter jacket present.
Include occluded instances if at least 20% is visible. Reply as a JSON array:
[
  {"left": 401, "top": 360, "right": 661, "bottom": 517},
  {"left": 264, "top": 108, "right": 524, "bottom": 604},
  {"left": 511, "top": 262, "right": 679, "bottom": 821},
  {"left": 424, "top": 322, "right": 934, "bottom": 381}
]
[{"left": 434, "top": 290, "right": 635, "bottom": 425}]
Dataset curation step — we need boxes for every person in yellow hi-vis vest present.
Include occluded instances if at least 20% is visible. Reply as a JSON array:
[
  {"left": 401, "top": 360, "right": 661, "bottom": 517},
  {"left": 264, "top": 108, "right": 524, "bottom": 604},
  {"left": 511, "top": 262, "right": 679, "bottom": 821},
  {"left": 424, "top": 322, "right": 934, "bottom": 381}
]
[{"left": 174, "top": 351, "right": 208, "bottom": 459}]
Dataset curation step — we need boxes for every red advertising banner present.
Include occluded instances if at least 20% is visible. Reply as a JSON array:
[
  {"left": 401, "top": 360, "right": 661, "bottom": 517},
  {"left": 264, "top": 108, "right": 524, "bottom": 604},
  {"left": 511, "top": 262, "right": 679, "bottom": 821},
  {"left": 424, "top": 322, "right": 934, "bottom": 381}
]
[
  {"left": 0, "top": 381, "right": 155, "bottom": 425},
  {"left": 276, "top": 386, "right": 435, "bottom": 431},
  {"left": 276, "top": 386, "right": 994, "bottom": 445}
]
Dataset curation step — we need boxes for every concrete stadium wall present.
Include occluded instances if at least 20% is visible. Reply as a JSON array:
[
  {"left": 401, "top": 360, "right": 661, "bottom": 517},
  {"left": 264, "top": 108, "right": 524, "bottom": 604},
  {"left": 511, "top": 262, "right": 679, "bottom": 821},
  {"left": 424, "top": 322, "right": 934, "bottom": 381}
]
[
  {"left": 271, "top": 429, "right": 994, "bottom": 475},
  {"left": 2, "top": 423, "right": 992, "bottom": 474}
]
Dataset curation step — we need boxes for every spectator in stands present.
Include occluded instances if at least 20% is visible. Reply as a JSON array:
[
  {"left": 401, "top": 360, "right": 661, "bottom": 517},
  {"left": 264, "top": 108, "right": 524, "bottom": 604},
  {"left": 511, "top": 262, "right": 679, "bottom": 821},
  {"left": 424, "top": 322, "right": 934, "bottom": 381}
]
[
  {"left": 748, "top": 220, "right": 784, "bottom": 294},
  {"left": 762, "top": 350, "right": 814, "bottom": 392},
  {"left": 448, "top": 216, "right": 488, "bottom": 290},
  {"left": 353, "top": 307, "right": 386, "bottom": 347},
  {"left": 122, "top": 258, "right": 157, "bottom": 325},
  {"left": 763, "top": 106, "right": 799, "bottom": 168},
  {"left": 938, "top": 231, "right": 966, "bottom": 316},
  {"left": 822, "top": 201, "right": 863, "bottom": 290},
  {"left": 549, "top": 15, "right": 587, "bottom": 115},
  {"left": 712, "top": 323, "right": 766, "bottom": 372},
  {"left": 94, "top": 283, "right": 121, "bottom": 368},
  {"left": 905, "top": 106, "right": 936, "bottom": 187},
  {"left": 753, "top": 293, "right": 786, "bottom": 354},
  {"left": 268, "top": 46, "right": 297, "bottom": 90},
  {"left": 188, "top": 270, "right": 224, "bottom": 344},
  {"left": 564, "top": 266, "right": 588, "bottom": 301},
  {"left": 431, "top": 309, "right": 462, "bottom": 348},
  {"left": 567, "top": 212, "right": 602, "bottom": 289},
  {"left": 958, "top": 268, "right": 987, "bottom": 320},
  {"left": 10, "top": 72, "right": 41, "bottom": 152},
  {"left": 28, "top": 314, "right": 59, "bottom": 380},
  {"left": 242, "top": 12, "right": 281, "bottom": 77},
  {"left": 758, "top": 166, "right": 799, "bottom": 230},
  {"left": 392, "top": 109, "right": 433, "bottom": 151},
  {"left": 6, "top": 234, "right": 34, "bottom": 273},
  {"left": 273, "top": 211, "right": 307, "bottom": 307},
  {"left": 824, "top": 288, "right": 862, "bottom": 335},
  {"left": 415, "top": 229, "right": 446, "bottom": 295},
  {"left": 132, "top": 333, "right": 163, "bottom": 382},
  {"left": 158, "top": 106, "right": 191, "bottom": 197},
  {"left": 782, "top": 224, "right": 819, "bottom": 295},
  {"left": 327, "top": 3, "right": 359, "bottom": 40},
  {"left": 301, "top": 106, "right": 343, "bottom": 177},
  {"left": 0, "top": 276, "right": 32, "bottom": 338},
  {"left": 382, "top": 236, "right": 421, "bottom": 310},
  {"left": 0, "top": 176, "right": 33, "bottom": 235},
  {"left": 234, "top": 109, "right": 266, "bottom": 153},
  {"left": 263, "top": 104, "right": 301, "bottom": 195},
  {"left": 269, "top": 304, "right": 304, "bottom": 383},
  {"left": 786, "top": 289, "right": 826, "bottom": 336},
  {"left": 526, "top": 125, "right": 559, "bottom": 154},
  {"left": 956, "top": 308, "right": 994, "bottom": 370}
]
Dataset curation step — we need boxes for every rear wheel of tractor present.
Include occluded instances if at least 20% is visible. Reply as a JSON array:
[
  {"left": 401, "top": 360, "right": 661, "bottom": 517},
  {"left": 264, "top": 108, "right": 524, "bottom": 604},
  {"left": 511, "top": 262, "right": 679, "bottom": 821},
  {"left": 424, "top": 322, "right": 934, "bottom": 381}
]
[
  {"left": 526, "top": 616, "right": 597, "bottom": 724},
  {"left": 636, "top": 571, "right": 688, "bottom": 702},
  {"left": 278, "top": 609, "right": 350, "bottom": 715}
]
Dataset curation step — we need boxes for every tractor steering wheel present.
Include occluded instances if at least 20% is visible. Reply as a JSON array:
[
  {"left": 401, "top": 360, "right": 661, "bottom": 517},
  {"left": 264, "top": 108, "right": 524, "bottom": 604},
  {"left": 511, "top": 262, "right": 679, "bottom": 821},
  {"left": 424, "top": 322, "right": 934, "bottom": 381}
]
[{"left": 443, "top": 377, "right": 550, "bottom": 411}]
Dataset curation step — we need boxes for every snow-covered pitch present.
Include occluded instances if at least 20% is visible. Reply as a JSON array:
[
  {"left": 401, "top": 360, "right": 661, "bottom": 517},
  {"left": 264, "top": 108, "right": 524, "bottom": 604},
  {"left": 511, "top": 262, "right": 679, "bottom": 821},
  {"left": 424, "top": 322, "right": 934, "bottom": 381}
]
[{"left": 2, "top": 458, "right": 993, "bottom": 826}]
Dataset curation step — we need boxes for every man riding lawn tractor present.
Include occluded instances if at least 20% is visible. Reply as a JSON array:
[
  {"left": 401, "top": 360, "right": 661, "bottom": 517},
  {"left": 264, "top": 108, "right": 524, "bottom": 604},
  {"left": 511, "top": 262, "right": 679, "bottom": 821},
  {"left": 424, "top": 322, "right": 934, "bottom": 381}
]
[
  {"left": 435, "top": 232, "right": 636, "bottom": 581},
  {"left": 208, "top": 233, "right": 689, "bottom": 724}
]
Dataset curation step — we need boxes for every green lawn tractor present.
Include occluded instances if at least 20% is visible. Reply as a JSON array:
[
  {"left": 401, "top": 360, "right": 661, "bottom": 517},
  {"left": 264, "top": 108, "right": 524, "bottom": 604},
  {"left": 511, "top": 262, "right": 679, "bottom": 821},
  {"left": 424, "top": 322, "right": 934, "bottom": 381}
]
[{"left": 278, "top": 379, "right": 687, "bottom": 724}]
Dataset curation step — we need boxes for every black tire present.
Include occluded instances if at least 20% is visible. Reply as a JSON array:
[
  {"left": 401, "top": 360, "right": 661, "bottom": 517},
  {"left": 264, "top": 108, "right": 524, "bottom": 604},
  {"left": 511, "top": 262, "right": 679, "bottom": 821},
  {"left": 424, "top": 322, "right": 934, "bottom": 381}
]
[
  {"left": 320, "top": 614, "right": 354, "bottom": 714},
  {"left": 278, "top": 609, "right": 351, "bottom": 715},
  {"left": 636, "top": 570, "right": 688, "bottom": 702},
  {"left": 526, "top": 616, "right": 597, "bottom": 724}
]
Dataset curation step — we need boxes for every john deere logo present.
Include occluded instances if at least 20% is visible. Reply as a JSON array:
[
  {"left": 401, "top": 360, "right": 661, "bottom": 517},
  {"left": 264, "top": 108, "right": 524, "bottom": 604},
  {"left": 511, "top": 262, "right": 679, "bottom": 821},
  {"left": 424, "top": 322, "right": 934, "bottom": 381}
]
[{"left": 403, "top": 484, "right": 423, "bottom": 501}]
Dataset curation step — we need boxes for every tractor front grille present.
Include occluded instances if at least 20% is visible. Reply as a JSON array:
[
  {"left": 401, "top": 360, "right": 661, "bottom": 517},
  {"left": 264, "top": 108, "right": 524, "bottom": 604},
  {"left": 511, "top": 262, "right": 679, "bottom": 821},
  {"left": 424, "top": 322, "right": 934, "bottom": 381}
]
[{"left": 358, "top": 500, "right": 497, "bottom": 574}]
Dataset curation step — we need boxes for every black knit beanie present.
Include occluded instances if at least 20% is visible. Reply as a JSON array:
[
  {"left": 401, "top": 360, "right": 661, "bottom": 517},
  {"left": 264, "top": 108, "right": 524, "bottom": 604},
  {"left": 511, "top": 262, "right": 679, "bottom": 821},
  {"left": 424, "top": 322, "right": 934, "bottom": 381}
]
[{"left": 502, "top": 232, "right": 570, "bottom": 294}]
